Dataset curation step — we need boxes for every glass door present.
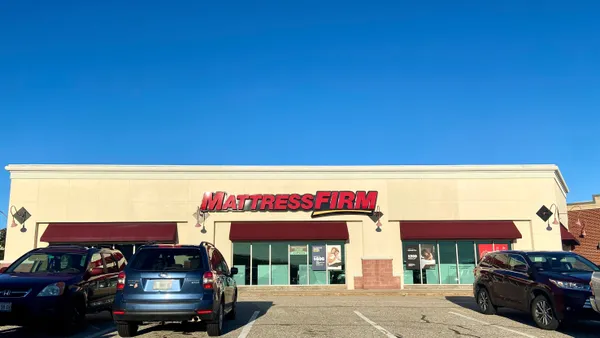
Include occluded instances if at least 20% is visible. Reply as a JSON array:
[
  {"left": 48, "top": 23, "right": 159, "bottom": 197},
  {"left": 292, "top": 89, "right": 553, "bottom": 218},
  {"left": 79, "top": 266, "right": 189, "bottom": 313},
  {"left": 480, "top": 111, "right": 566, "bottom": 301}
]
[{"left": 289, "top": 243, "right": 308, "bottom": 285}]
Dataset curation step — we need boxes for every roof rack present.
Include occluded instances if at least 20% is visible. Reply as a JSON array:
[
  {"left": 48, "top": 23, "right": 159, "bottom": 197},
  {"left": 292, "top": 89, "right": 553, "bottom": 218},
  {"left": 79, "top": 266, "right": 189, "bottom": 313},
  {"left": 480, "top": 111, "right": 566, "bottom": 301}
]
[{"left": 42, "top": 244, "right": 91, "bottom": 250}]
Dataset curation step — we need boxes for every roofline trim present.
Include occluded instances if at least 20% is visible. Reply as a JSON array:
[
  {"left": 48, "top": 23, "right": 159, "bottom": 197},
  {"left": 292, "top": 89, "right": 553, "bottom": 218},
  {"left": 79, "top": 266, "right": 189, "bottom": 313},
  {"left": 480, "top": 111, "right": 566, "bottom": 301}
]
[{"left": 4, "top": 164, "right": 569, "bottom": 193}]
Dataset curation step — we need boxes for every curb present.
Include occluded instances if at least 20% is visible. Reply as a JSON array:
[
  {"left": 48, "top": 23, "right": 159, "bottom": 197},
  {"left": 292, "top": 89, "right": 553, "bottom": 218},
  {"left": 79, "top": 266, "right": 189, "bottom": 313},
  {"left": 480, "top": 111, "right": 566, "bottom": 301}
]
[{"left": 239, "top": 291, "right": 473, "bottom": 297}]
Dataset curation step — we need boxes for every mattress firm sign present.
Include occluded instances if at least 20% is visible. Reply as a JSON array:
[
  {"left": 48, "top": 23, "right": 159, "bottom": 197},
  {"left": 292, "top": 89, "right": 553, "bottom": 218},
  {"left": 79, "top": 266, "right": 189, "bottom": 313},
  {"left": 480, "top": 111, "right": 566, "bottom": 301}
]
[{"left": 200, "top": 191, "right": 378, "bottom": 218}]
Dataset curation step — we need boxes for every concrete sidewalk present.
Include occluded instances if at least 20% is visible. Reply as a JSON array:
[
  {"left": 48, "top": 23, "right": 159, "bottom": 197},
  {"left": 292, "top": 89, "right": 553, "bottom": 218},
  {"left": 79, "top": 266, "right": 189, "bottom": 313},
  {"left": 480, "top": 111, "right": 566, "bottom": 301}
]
[{"left": 238, "top": 288, "right": 473, "bottom": 297}]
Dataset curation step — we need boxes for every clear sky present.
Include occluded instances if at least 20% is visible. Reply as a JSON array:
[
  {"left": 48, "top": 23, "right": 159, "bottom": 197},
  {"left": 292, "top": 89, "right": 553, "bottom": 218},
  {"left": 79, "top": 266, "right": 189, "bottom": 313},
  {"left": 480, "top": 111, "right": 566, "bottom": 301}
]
[{"left": 1, "top": 1, "right": 599, "bottom": 227}]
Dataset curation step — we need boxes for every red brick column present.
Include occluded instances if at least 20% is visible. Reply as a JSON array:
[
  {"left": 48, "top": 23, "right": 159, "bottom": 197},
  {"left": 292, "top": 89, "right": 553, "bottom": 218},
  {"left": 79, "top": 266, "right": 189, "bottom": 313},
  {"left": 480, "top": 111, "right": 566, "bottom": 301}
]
[{"left": 354, "top": 258, "right": 400, "bottom": 289}]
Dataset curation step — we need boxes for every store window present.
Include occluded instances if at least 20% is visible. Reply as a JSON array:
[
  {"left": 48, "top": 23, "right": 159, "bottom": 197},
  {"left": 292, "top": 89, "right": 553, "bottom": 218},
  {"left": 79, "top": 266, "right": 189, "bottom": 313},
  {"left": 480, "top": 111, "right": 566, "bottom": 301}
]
[
  {"left": 232, "top": 241, "right": 346, "bottom": 286},
  {"left": 402, "top": 240, "right": 512, "bottom": 285},
  {"left": 232, "top": 243, "right": 250, "bottom": 286}
]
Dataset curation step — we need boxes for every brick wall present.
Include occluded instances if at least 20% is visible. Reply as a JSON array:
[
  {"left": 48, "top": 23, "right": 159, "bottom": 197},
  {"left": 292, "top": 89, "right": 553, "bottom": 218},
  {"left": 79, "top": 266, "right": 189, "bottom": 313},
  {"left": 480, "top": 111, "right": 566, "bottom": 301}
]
[
  {"left": 569, "top": 208, "right": 600, "bottom": 264},
  {"left": 354, "top": 259, "right": 400, "bottom": 289}
]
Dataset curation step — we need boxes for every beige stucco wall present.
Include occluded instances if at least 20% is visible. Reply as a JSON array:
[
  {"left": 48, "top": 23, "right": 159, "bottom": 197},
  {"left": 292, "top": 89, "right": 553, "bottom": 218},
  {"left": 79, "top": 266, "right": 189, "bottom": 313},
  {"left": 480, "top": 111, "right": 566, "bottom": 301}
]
[{"left": 3, "top": 164, "right": 569, "bottom": 288}]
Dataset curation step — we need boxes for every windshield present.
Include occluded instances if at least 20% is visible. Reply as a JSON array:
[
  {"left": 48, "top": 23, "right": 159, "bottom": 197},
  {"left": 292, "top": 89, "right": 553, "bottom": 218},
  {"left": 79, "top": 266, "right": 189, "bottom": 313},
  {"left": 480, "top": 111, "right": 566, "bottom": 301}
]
[
  {"left": 6, "top": 252, "right": 87, "bottom": 274},
  {"left": 129, "top": 248, "right": 205, "bottom": 272},
  {"left": 528, "top": 252, "right": 600, "bottom": 273}
]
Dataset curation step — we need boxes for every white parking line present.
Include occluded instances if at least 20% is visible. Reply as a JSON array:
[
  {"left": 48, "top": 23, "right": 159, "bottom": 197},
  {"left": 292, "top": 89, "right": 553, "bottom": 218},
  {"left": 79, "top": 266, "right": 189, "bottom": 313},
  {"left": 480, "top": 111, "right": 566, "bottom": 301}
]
[
  {"left": 448, "top": 311, "right": 537, "bottom": 338},
  {"left": 238, "top": 310, "right": 260, "bottom": 338},
  {"left": 354, "top": 311, "right": 397, "bottom": 338}
]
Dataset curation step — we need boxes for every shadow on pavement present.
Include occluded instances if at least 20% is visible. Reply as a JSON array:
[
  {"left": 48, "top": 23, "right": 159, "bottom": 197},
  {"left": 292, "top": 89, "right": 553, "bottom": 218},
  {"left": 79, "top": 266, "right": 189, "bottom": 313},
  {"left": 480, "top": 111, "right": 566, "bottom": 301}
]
[
  {"left": 0, "top": 310, "right": 115, "bottom": 338},
  {"left": 445, "top": 296, "right": 600, "bottom": 336},
  {"left": 92, "top": 301, "right": 273, "bottom": 338}
]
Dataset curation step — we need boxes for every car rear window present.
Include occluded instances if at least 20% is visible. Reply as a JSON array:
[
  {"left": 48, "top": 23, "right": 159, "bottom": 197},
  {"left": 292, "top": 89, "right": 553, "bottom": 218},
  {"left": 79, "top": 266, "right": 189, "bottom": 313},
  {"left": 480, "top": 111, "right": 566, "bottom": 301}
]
[{"left": 129, "top": 248, "right": 205, "bottom": 272}]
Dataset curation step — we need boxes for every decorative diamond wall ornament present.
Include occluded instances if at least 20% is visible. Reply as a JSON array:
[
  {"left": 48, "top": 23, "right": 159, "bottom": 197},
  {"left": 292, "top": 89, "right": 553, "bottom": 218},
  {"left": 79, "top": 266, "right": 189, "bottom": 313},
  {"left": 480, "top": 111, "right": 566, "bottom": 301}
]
[{"left": 536, "top": 205, "right": 553, "bottom": 222}]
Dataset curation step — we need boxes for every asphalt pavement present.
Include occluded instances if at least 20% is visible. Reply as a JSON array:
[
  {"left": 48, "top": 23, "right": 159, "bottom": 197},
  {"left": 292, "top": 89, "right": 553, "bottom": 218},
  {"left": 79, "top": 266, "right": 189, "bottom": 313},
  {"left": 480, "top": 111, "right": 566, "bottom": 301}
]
[{"left": 1, "top": 295, "right": 599, "bottom": 337}]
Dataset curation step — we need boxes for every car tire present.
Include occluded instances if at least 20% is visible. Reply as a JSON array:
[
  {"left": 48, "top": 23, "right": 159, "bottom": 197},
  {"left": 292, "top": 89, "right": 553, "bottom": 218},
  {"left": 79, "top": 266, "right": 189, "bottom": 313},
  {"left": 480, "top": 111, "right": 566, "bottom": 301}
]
[
  {"left": 476, "top": 287, "right": 497, "bottom": 315},
  {"left": 531, "top": 295, "right": 560, "bottom": 330},
  {"left": 116, "top": 322, "right": 139, "bottom": 337},
  {"left": 225, "top": 292, "right": 237, "bottom": 320},
  {"left": 207, "top": 301, "right": 224, "bottom": 336},
  {"left": 57, "top": 299, "right": 87, "bottom": 334}
]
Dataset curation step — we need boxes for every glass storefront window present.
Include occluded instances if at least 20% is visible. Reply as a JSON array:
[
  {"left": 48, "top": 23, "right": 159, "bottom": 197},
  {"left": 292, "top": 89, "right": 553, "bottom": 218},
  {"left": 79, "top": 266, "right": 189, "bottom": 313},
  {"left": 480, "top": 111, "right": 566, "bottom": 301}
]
[
  {"left": 309, "top": 243, "right": 327, "bottom": 285},
  {"left": 327, "top": 243, "right": 345, "bottom": 284},
  {"left": 232, "top": 243, "right": 250, "bottom": 285},
  {"left": 271, "top": 243, "right": 289, "bottom": 285},
  {"left": 231, "top": 241, "right": 346, "bottom": 286},
  {"left": 251, "top": 243, "right": 270, "bottom": 285},
  {"left": 420, "top": 241, "right": 440, "bottom": 285},
  {"left": 402, "top": 240, "right": 418, "bottom": 285},
  {"left": 457, "top": 241, "right": 476, "bottom": 284},
  {"left": 404, "top": 240, "right": 513, "bottom": 285},
  {"left": 289, "top": 243, "right": 308, "bottom": 285},
  {"left": 475, "top": 241, "right": 494, "bottom": 263},
  {"left": 438, "top": 241, "right": 458, "bottom": 284}
]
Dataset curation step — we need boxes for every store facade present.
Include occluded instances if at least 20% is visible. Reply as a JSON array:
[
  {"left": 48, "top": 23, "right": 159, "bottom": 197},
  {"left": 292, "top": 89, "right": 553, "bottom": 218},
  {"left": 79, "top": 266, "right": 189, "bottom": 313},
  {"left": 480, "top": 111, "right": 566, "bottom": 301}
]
[{"left": 2, "top": 164, "right": 569, "bottom": 289}]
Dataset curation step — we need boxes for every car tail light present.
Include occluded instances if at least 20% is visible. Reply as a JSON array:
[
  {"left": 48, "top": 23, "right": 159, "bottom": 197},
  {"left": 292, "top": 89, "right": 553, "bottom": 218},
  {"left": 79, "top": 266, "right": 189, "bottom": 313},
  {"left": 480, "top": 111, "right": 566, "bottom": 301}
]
[
  {"left": 203, "top": 271, "right": 215, "bottom": 289},
  {"left": 117, "top": 271, "right": 126, "bottom": 290}
]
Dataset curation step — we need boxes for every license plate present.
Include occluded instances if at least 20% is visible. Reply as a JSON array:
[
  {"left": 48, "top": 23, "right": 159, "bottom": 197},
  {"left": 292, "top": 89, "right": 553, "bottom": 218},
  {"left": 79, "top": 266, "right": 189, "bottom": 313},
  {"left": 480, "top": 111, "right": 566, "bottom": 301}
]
[
  {"left": 153, "top": 280, "right": 173, "bottom": 290},
  {"left": 0, "top": 302, "right": 11, "bottom": 312}
]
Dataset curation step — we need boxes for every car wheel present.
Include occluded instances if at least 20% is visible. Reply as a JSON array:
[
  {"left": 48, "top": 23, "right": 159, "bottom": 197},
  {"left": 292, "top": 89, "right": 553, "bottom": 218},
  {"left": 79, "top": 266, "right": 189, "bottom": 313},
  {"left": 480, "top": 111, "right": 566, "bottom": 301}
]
[
  {"left": 531, "top": 295, "right": 560, "bottom": 330},
  {"left": 476, "top": 287, "right": 497, "bottom": 315},
  {"left": 225, "top": 292, "right": 237, "bottom": 320},
  {"left": 207, "top": 301, "right": 224, "bottom": 336},
  {"left": 57, "top": 299, "right": 87, "bottom": 334},
  {"left": 116, "top": 322, "right": 139, "bottom": 337}
]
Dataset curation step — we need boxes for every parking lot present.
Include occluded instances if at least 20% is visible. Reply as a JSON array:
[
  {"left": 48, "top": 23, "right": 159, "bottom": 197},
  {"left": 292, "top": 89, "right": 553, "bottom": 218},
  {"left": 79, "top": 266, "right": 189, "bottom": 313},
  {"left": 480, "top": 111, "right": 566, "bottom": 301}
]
[{"left": 1, "top": 295, "right": 600, "bottom": 337}]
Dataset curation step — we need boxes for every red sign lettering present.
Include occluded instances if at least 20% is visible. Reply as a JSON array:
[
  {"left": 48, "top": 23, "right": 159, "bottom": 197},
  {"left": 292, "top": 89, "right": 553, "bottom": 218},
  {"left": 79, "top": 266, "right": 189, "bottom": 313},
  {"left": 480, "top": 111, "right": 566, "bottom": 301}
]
[{"left": 200, "top": 191, "right": 379, "bottom": 218}]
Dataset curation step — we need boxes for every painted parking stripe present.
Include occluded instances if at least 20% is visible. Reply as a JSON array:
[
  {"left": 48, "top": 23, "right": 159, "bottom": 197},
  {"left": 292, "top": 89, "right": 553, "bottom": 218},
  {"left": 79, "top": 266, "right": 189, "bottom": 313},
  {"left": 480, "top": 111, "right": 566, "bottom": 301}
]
[
  {"left": 448, "top": 311, "right": 537, "bottom": 338},
  {"left": 354, "top": 311, "right": 397, "bottom": 338},
  {"left": 238, "top": 310, "right": 260, "bottom": 338}
]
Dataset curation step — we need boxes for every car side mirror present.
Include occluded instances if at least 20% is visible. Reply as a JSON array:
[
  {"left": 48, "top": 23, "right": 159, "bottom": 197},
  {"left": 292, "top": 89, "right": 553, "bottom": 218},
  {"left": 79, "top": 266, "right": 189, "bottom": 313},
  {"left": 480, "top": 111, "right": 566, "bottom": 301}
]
[
  {"left": 230, "top": 267, "right": 238, "bottom": 276},
  {"left": 0, "top": 267, "right": 7, "bottom": 273},
  {"left": 514, "top": 264, "right": 530, "bottom": 274}
]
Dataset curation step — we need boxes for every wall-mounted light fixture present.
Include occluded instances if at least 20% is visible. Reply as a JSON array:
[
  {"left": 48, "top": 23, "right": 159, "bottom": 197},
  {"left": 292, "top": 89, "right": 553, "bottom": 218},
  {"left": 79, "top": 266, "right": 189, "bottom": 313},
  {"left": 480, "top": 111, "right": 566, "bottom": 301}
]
[
  {"left": 368, "top": 206, "right": 384, "bottom": 232},
  {"left": 536, "top": 204, "right": 555, "bottom": 231},
  {"left": 7, "top": 206, "right": 31, "bottom": 233},
  {"left": 569, "top": 205, "right": 587, "bottom": 238},
  {"left": 193, "top": 207, "right": 209, "bottom": 234}
]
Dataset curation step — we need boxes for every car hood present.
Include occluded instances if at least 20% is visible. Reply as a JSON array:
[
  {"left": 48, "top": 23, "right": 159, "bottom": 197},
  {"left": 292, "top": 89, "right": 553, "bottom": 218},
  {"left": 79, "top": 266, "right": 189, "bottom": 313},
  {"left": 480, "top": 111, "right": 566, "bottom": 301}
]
[
  {"left": 538, "top": 271, "right": 593, "bottom": 284},
  {"left": 0, "top": 273, "right": 80, "bottom": 289}
]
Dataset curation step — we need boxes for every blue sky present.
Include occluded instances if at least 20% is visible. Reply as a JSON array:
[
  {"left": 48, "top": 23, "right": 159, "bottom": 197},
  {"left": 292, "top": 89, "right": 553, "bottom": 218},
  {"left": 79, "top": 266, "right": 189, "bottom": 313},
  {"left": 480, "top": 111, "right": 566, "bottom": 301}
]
[{"left": 1, "top": 1, "right": 599, "bottom": 227}]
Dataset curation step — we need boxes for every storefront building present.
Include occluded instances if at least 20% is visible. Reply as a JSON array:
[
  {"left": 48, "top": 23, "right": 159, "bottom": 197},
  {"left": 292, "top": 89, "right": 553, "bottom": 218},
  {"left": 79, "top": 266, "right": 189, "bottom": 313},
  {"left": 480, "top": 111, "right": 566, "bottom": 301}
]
[
  {"left": 567, "top": 194, "right": 600, "bottom": 263},
  {"left": 2, "top": 164, "right": 569, "bottom": 289}
]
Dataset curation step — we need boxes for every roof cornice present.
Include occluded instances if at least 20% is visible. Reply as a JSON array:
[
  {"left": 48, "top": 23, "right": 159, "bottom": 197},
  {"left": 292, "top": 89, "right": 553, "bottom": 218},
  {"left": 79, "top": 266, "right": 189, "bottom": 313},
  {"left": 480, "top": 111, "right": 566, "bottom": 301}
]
[{"left": 4, "top": 164, "right": 569, "bottom": 193}]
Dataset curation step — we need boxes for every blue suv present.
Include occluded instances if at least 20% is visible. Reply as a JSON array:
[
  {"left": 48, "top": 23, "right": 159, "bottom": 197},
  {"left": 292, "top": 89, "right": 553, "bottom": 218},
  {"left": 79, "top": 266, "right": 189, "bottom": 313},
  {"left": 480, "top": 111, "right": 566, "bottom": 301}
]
[{"left": 112, "top": 242, "right": 238, "bottom": 337}]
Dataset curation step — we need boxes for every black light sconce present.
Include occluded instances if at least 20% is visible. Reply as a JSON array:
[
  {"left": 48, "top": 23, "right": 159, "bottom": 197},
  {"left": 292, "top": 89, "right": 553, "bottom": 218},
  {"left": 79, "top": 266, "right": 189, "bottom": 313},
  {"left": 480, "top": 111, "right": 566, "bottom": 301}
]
[{"left": 596, "top": 242, "right": 600, "bottom": 250}]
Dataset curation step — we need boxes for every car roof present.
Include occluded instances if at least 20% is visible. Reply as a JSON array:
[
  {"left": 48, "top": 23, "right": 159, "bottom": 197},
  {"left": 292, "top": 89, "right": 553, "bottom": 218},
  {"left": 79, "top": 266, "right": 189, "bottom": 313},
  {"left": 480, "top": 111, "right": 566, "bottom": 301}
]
[
  {"left": 490, "top": 250, "right": 578, "bottom": 255},
  {"left": 33, "top": 245, "right": 122, "bottom": 254}
]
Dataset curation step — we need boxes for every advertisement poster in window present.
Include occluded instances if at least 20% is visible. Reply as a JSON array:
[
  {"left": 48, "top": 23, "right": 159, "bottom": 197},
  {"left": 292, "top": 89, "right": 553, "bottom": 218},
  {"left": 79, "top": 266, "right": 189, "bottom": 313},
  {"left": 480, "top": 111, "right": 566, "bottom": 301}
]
[
  {"left": 326, "top": 244, "right": 342, "bottom": 270},
  {"left": 289, "top": 246, "right": 308, "bottom": 255},
  {"left": 420, "top": 244, "right": 436, "bottom": 270},
  {"left": 477, "top": 243, "right": 509, "bottom": 259},
  {"left": 311, "top": 245, "right": 326, "bottom": 271},
  {"left": 404, "top": 244, "right": 420, "bottom": 270}
]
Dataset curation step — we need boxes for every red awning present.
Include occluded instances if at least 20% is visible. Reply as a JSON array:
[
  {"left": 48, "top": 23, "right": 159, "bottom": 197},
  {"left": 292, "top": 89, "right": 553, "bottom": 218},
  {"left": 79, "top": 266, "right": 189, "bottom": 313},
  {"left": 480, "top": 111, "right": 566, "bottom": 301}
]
[
  {"left": 560, "top": 223, "right": 580, "bottom": 245},
  {"left": 229, "top": 221, "right": 349, "bottom": 241},
  {"left": 40, "top": 222, "right": 178, "bottom": 243},
  {"left": 400, "top": 220, "right": 522, "bottom": 240}
]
